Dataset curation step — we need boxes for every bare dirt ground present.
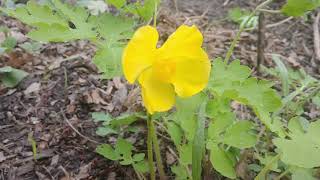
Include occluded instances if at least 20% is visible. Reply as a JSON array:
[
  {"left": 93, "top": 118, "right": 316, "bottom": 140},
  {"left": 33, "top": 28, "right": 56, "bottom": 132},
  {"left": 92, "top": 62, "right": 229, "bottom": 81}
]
[{"left": 0, "top": 0, "right": 319, "bottom": 179}]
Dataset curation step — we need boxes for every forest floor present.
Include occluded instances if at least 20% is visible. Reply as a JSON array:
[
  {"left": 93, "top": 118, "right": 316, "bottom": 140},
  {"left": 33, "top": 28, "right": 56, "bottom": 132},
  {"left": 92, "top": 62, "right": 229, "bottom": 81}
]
[{"left": 0, "top": 0, "right": 319, "bottom": 179}]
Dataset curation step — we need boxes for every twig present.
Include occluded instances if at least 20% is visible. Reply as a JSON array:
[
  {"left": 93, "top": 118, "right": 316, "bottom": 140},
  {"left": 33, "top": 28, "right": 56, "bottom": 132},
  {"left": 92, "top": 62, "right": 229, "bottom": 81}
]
[
  {"left": 223, "top": 0, "right": 230, "bottom": 6},
  {"left": 258, "top": 9, "right": 281, "bottom": 14},
  {"left": 60, "top": 110, "right": 100, "bottom": 144},
  {"left": 257, "top": 12, "right": 265, "bottom": 74},
  {"left": 224, "top": 0, "right": 274, "bottom": 64},
  {"left": 266, "top": 16, "right": 293, "bottom": 28},
  {"left": 313, "top": 12, "right": 320, "bottom": 61}
]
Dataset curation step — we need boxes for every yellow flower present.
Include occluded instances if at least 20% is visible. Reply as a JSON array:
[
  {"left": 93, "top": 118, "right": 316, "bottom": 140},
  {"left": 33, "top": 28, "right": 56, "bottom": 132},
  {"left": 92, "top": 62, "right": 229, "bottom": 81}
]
[{"left": 122, "top": 25, "right": 211, "bottom": 114}]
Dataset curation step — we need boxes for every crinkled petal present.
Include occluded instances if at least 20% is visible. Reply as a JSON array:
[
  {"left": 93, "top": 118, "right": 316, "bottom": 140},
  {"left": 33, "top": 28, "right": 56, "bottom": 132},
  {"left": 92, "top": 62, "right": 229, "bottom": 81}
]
[
  {"left": 122, "top": 26, "right": 158, "bottom": 83},
  {"left": 156, "top": 25, "right": 211, "bottom": 97},
  {"left": 138, "top": 68, "right": 175, "bottom": 114}
]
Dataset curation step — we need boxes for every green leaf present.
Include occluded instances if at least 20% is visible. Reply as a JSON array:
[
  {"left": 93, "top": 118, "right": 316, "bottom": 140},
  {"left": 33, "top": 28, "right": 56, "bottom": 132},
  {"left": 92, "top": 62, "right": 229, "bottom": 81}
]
[
  {"left": 312, "top": 93, "right": 320, "bottom": 108},
  {"left": 0, "top": 67, "right": 28, "bottom": 87},
  {"left": 4, "top": 0, "right": 96, "bottom": 42},
  {"left": 272, "top": 54, "right": 289, "bottom": 96},
  {"left": 128, "top": 0, "right": 160, "bottom": 21},
  {"left": 208, "top": 111, "right": 235, "bottom": 141},
  {"left": 0, "top": 66, "right": 13, "bottom": 73},
  {"left": 281, "top": 0, "right": 320, "bottom": 17},
  {"left": 174, "top": 94, "right": 205, "bottom": 141},
  {"left": 106, "top": 0, "right": 126, "bottom": 9},
  {"left": 171, "top": 165, "right": 189, "bottom": 180},
  {"left": 92, "top": 13, "right": 134, "bottom": 44},
  {"left": 223, "top": 121, "right": 257, "bottom": 149},
  {"left": 206, "top": 97, "right": 231, "bottom": 118},
  {"left": 93, "top": 46, "right": 123, "bottom": 79},
  {"left": 274, "top": 121, "right": 320, "bottom": 168},
  {"left": 290, "top": 167, "right": 316, "bottom": 180},
  {"left": 110, "top": 113, "right": 140, "bottom": 127},
  {"left": 133, "top": 160, "right": 149, "bottom": 173},
  {"left": 133, "top": 153, "right": 145, "bottom": 162},
  {"left": 20, "top": 42, "right": 42, "bottom": 53},
  {"left": 2, "top": 1, "right": 66, "bottom": 26},
  {"left": 96, "top": 144, "right": 120, "bottom": 161},
  {"left": 28, "top": 23, "right": 95, "bottom": 42},
  {"left": 115, "top": 138, "right": 133, "bottom": 157},
  {"left": 1, "top": 36, "right": 17, "bottom": 51},
  {"left": 209, "top": 58, "right": 282, "bottom": 134},
  {"left": 179, "top": 143, "right": 192, "bottom": 166},
  {"left": 207, "top": 142, "right": 236, "bottom": 179},
  {"left": 96, "top": 126, "right": 117, "bottom": 136},
  {"left": 288, "top": 116, "right": 309, "bottom": 135},
  {"left": 52, "top": 0, "right": 92, "bottom": 29},
  {"left": 257, "top": 154, "right": 280, "bottom": 172},
  {"left": 92, "top": 112, "right": 112, "bottom": 122},
  {"left": 167, "top": 121, "right": 183, "bottom": 146},
  {"left": 227, "top": 7, "right": 257, "bottom": 28}
]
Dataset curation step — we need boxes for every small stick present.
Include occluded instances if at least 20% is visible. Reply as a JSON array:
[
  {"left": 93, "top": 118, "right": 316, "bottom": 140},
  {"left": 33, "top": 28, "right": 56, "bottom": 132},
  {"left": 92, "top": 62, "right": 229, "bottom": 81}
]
[
  {"left": 313, "top": 12, "right": 320, "bottom": 62},
  {"left": 257, "top": 12, "right": 265, "bottom": 74},
  {"left": 60, "top": 110, "right": 100, "bottom": 144}
]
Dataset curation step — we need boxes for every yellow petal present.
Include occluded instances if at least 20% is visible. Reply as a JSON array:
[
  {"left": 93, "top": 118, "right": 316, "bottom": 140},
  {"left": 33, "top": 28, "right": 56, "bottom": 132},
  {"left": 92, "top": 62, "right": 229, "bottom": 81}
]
[
  {"left": 156, "top": 25, "right": 211, "bottom": 97},
  {"left": 138, "top": 68, "right": 175, "bottom": 114},
  {"left": 172, "top": 55, "right": 211, "bottom": 97},
  {"left": 157, "top": 25, "right": 204, "bottom": 60},
  {"left": 122, "top": 26, "right": 158, "bottom": 83}
]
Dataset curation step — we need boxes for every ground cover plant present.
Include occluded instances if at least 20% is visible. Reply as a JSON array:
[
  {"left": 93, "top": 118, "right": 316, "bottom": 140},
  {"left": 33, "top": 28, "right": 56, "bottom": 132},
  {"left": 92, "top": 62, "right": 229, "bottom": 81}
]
[{"left": 1, "top": 0, "right": 320, "bottom": 179}]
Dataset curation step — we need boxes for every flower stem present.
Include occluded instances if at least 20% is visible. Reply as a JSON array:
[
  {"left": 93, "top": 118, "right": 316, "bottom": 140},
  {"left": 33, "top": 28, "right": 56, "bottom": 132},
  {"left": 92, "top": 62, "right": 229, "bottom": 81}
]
[
  {"left": 224, "top": 0, "right": 274, "bottom": 64},
  {"left": 150, "top": 119, "right": 166, "bottom": 180},
  {"left": 147, "top": 116, "right": 155, "bottom": 180},
  {"left": 153, "top": 1, "right": 158, "bottom": 27}
]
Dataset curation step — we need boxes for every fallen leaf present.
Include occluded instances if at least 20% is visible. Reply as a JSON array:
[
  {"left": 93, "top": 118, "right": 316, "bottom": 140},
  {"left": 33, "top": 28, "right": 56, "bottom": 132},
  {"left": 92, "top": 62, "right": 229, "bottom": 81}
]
[{"left": 24, "top": 82, "right": 40, "bottom": 95}]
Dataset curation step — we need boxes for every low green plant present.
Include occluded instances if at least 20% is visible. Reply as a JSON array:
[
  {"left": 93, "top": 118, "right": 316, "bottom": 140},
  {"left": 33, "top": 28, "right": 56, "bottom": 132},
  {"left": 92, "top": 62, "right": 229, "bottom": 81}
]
[{"left": 0, "top": 66, "right": 28, "bottom": 87}]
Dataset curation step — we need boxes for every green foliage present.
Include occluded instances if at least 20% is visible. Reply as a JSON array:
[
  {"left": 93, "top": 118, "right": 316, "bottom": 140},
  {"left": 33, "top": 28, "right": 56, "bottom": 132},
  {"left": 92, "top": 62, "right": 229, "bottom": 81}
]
[
  {"left": 228, "top": 7, "right": 258, "bottom": 28},
  {"left": 274, "top": 121, "right": 320, "bottom": 168},
  {"left": 1, "top": 0, "right": 137, "bottom": 79},
  {"left": 92, "top": 112, "right": 141, "bottom": 136},
  {"left": 124, "top": 0, "right": 160, "bottom": 21},
  {"left": 20, "top": 41, "right": 42, "bottom": 53},
  {"left": 106, "top": 0, "right": 126, "bottom": 9},
  {"left": 209, "top": 58, "right": 282, "bottom": 134},
  {"left": 0, "top": 66, "right": 28, "bottom": 87},
  {"left": 96, "top": 139, "right": 148, "bottom": 173},
  {"left": 207, "top": 142, "right": 236, "bottom": 179},
  {"left": 1, "top": 36, "right": 17, "bottom": 52},
  {"left": 290, "top": 167, "right": 316, "bottom": 180},
  {"left": 272, "top": 55, "right": 289, "bottom": 96},
  {"left": 281, "top": 0, "right": 320, "bottom": 17}
]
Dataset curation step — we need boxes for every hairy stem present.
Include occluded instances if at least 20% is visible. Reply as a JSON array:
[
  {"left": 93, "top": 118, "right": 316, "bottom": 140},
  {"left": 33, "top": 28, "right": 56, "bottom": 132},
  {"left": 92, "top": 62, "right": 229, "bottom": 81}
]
[
  {"left": 224, "top": 0, "right": 274, "bottom": 64},
  {"left": 151, "top": 120, "right": 166, "bottom": 180},
  {"left": 147, "top": 116, "right": 155, "bottom": 180}
]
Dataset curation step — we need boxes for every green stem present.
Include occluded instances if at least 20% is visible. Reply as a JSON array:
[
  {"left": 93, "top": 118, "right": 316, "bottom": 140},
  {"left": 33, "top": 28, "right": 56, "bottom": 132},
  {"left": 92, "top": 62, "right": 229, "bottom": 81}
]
[
  {"left": 224, "top": 0, "right": 274, "bottom": 64},
  {"left": 153, "top": 2, "right": 158, "bottom": 27},
  {"left": 274, "top": 168, "right": 290, "bottom": 180},
  {"left": 147, "top": 116, "right": 155, "bottom": 180},
  {"left": 255, "top": 153, "right": 281, "bottom": 180},
  {"left": 192, "top": 101, "right": 207, "bottom": 180},
  {"left": 150, "top": 119, "right": 166, "bottom": 180}
]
